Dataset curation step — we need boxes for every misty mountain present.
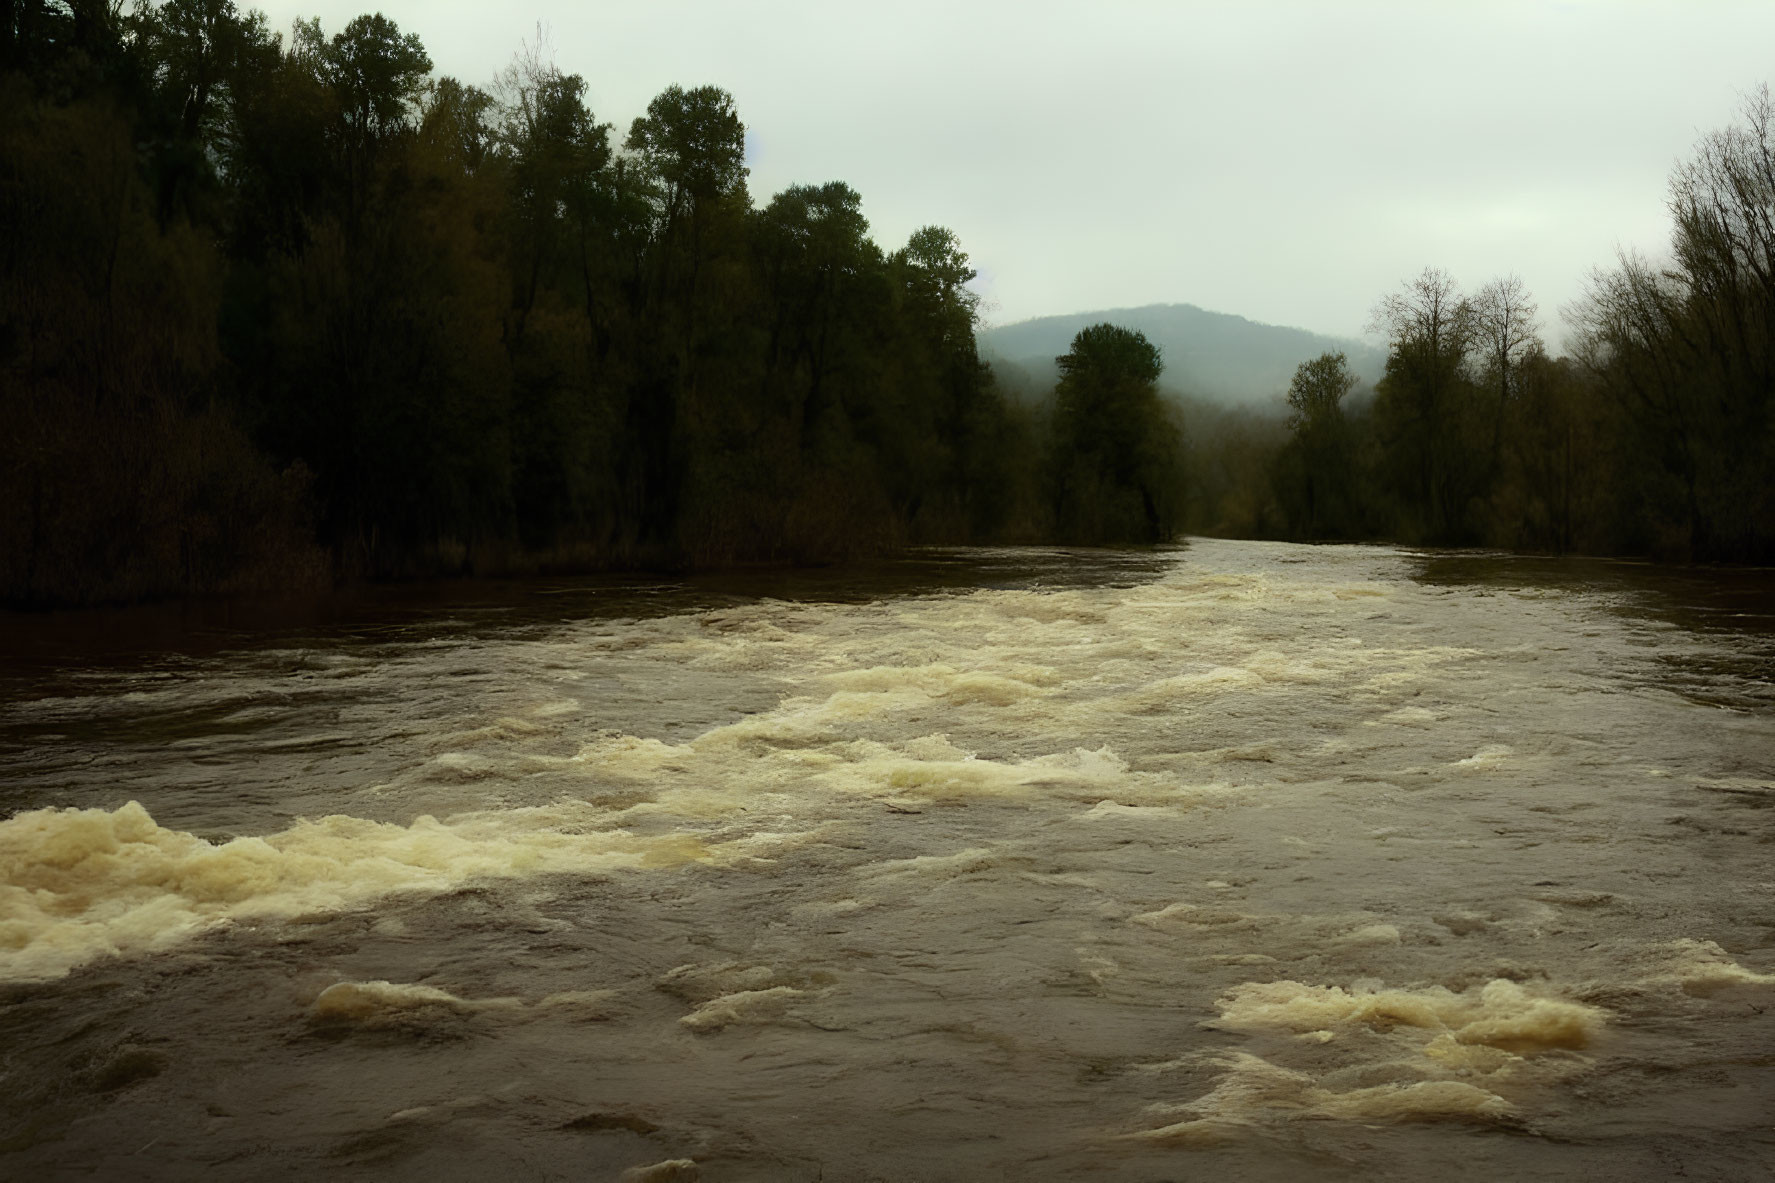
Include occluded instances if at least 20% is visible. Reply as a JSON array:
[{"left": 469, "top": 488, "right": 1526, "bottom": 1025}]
[{"left": 979, "top": 303, "right": 1386, "bottom": 405}]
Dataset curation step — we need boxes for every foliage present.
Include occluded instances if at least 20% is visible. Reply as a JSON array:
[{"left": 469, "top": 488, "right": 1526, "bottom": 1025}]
[
  {"left": 1047, "top": 324, "right": 1182, "bottom": 543},
  {"left": 8, "top": 4, "right": 1775, "bottom": 607},
  {"left": 1274, "top": 351, "right": 1357, "bottom": 537},
  {"left": 0, "top": 76, "right": 323, "bottom": 603},
  {"left": 0, "top": 6, "right": 1036, "bottom": 602}
]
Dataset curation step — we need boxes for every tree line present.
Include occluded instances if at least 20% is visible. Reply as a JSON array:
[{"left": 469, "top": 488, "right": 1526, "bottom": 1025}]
[
  {"left": 4, "top": 4, "right": 1770, "bottom": 607},
  {"left": 4, "top": 2, "right": 1182, "bottom": 606},
  {"left": 1192, "top": 91, "right": 1775, "bottom": 563}
]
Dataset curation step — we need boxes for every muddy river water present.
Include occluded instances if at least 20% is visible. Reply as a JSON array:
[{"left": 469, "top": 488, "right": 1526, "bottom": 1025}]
[{"left": 2, "top": 539, "right": 1774, "bottom": 1181}]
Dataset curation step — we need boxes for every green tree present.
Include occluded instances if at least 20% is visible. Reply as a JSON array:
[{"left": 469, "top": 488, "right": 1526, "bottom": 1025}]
[
  {"left": 1, "top": 7, "right": 1060, "bottom": 600},
  {"left": 1277, "top": 350, "right": 1356, "bottom": 536},
  {"left": 626, "top": 83, "right": 748, "bottom": 224},
  {"left": 324, "top": 13, "right": 430, "bottom": 224},
  {"left": 1287, "top": 350, "right": 1356, "bottom": 429},
  {"left": 755, "top": 181, "right": 877, "bottom": 447},
  {"left": 489, "top": 54, "right": 624, "bottom": 549},
  {"left": 425, "top": 75, "right": 495, "bottom": 175},
  {"left": 219, "top": 16, "right": 336, "bottom": 259},
  {"left": 128, "top": 0, "right": 277, "bottom": 221},
  {"left": 622, "top": 84, "right": 751, "bottom": 545},
  {"left": 326, "top": 13, "right": 429, "bottom": 145},
  {"left": 888, "top": 226, "right": 1008, "bottom": 538},
  {"left": 500, "top": 61, "right": 610, "bottom": 338},
  {"left": 1048, "top": 323, "right": 1181, "bottom": 543}
]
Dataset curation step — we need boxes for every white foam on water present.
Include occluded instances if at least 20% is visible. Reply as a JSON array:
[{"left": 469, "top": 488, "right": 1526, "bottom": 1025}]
[
  {"left": 1454, "top": 745, "right": 1515, "bottom": 769},
  {"left": 534, "top": 989, "right": 623, "bottom": 1019},
  {"left": 620, "top": 1160, "right": 701, "bottom": 1183},
  {"left": 855, "top": 847, "right": 1005, "bottom": 880},
  {"left": 0, "top": 799, "right": 721, "bottom": 982},
  {"left": 1126, "top": 1050, "right": 1512, "bottom": 1144},
  {"left": 1647, "top": 939, "right": 1775, "bottom": 996},
  {"left": 657, "top": 961, "right": 783, "bottom": 1003},
  {"left": 309, "top": 980, "right": 523, "bottom": 1027},
  {"left": 306, "top": 980, "right": 623, "bottom": 1030},
  {"left": 1125, "top": 974, "right": 1607, "bottom": 1142},
  {"left": 678, "top": 986, "right": 806, "bottom": 1033},
  {"left": 1213, "top": 978, "right": 1604, "bottom": 1051},
  {"left": 1127, "top": 903, "right": 1404, "bottom": 953},
  {"left": 824, "top": 662, "right": 1055, "bottom": 705},
  {"left": 1380, "top": 706, "right": 1443, "bottom": 727}
]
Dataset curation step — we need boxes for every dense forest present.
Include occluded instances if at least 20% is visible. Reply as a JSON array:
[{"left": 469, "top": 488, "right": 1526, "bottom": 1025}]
[
  {"left": 1, "top": 2, "right": 1066, "bottom": 605},
  {"left": 4, "top": 4, "right": 1773, "bottom": 607}
]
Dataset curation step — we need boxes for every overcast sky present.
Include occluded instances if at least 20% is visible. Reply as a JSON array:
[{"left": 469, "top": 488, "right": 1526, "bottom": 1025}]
[{"left": 258, "top": 0, "right": 1775, "bottom": 345}]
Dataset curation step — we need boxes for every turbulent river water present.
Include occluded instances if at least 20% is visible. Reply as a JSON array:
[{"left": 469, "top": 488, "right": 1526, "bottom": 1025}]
[{"left": 3, "top": 539, "right": 1774, "bottom": 1182}]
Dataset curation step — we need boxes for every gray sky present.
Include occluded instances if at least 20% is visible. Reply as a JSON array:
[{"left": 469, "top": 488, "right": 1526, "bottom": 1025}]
[{"left": 258, "top": 0, "right": 1775, "bottom": 344}]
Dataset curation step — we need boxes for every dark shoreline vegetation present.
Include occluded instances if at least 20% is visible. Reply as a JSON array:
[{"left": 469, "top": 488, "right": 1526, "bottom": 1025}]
[{"left": 4, "top": 6, "right": 1773, "bottom": 609}]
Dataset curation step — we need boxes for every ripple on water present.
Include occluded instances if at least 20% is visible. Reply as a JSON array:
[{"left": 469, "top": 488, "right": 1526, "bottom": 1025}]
[{"left": 2, "top": 540, "right": 1774, "bottom": 1180}]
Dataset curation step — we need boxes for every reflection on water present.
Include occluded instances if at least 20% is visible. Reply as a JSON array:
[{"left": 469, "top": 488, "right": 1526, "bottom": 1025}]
[{"left": 2, "top": 539, "right": 1772, "bottom": 1181}]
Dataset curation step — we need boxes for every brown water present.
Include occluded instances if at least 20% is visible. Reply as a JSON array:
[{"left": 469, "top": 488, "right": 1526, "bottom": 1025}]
[{"left": 2, "top": 539, "right": 1773, "bottom": 1181}]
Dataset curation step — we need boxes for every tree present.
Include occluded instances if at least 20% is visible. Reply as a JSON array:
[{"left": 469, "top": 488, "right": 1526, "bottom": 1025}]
[
  {"left": 1470, "top": 275, "right": 1541, "bottom": 486},
  {"left": 2, "top": 7, "right": 1061, "bottom": 600},
  {"left": 1048, "top": 324, "right": 1181, "bottom": 543},
  {"left": 1495, "top": 346, "right": 1611, "bottom": 554},
  {"left": 128, "top": 0, "right": 277, "bottom": 222},
  {"left": 0, "top": 77, "right": 320, "bottom": 603},
  {"left": 323, "top": 13, "right": 430, "bottom": 224},
  {"left": 1661, "top": 87, "right": 1775, "bottom": 554},
  {"left": 2, "top": 0, "right": 125, "bottom": 85},
  {"left": 888, "top": 225, "right": 1007, "bottom": 536},
  {"left": 625, "top": 83, "right": 748, "bottom": 226},
  {"left": 325, "top": 13, "right": 430, "bottom": 147},
  {"left": 1571, "top": 86, "right": 1775, "bottom": 558},
  {"left": 499, "top": 57, "right": 612, "bottom": 341},
  {"left": 1286, "top": 349, "right": 1356, "bottom": 432},
  {"left": 1278, "top": 350, "right": 1356, "bottom": 536},
  {"left": 756, "top": 181, "right": 876, "bottom": 446},
  {"left": 617, "top": 85, "right": 752, "bottom": 545},
  {"left": 899, "top": 225, "right": 980, "bottom": 333},
  {"left": 1368, "top": 267, "right": 1479, "bottom": 540},
  {"left": 424, "top": 76, "right": 496, "bottom": 176}
]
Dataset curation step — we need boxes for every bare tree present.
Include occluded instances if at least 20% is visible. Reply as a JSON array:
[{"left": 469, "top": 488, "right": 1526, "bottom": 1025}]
[
  {"left": 1569, "top": 88, "right": 1775, "bottom": 555},
  {"left": 1669, "top": 86, "right": 1775, "bottom": 401},
  {"left": 1472, "top": 275, "right": 1541, "bottom": 478},
  {"left": 1368, "top": 266, "right": 1474, "bottom": 357},
  {"left": 1367, "top": 267, "right": 1476, "bottom": 537}
]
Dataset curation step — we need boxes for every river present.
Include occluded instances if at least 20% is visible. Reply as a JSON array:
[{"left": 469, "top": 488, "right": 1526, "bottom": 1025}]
[{"left": 2, "top": 538, "right": 1773, "bottom": 1181}]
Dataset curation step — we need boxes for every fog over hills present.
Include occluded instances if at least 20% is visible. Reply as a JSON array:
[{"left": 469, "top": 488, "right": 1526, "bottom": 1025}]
[{"left": 980, "top": 303, "right": 1386, "bottom": 406}]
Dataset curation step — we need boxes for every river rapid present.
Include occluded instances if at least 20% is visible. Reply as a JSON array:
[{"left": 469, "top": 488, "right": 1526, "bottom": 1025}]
[{"left": 2, "top": 539, "right": 1773, "bottom": 1181}]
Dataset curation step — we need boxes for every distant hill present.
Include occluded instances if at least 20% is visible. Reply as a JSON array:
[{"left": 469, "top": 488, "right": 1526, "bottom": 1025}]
[{"left": 979, "top": 303, "right": 1386, "bottom": 406}]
